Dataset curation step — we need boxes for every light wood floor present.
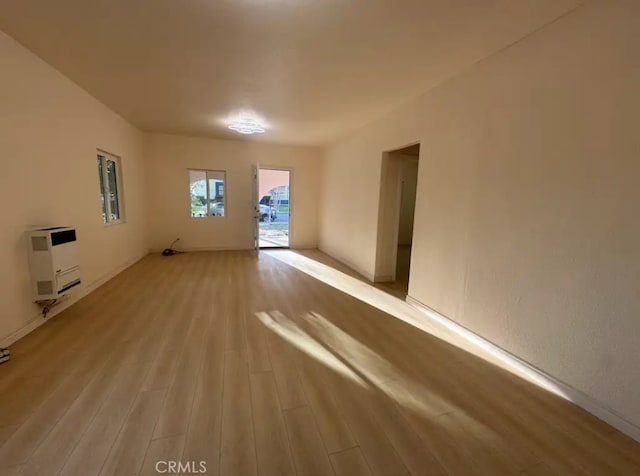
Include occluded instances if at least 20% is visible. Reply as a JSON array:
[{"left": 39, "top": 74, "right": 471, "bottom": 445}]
[{"left": 1, "top": 250, "right": 639, "bottom": 476}]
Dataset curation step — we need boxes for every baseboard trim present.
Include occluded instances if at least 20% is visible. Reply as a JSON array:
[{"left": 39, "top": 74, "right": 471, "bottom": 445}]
[
  {"left": 406, "top": 295, "right": 640, "bottom": 443},
  {"left": 149, "top": 246, "right": 253, "bottom": 253},
  {"left": 0, "top": 252, "right": 148, "bottom": 348},
  {"left": 0, "top": 312, "right": 52, "bottom": 349},
  {"left": 150, "top": 245, "right": 318, "bottom": 254}
]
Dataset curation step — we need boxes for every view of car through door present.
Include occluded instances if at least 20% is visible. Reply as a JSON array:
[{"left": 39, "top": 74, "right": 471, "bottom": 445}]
[{"left": 256, "top": 167, "right": 291, "bottom": 248}]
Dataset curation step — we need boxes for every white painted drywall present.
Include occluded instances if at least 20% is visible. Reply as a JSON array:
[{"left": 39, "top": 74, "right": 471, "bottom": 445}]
[
  {"left": 319, "top": 0, "right": 640, "bottom": 428},
  {"left": 0, "top": 31, "right": 147, "bottom": 343},
  {"left": 144, "top": 133, "right": 321, "bottom": 251}
]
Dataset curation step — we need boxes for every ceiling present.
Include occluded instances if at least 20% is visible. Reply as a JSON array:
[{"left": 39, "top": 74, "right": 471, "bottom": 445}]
[{"left": 0, "top": 0, "right": 581, "bottom": 146}]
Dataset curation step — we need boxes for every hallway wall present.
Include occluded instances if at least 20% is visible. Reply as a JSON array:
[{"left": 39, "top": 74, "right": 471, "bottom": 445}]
[{"left": 318, "top": 0, "right": 640, "bottom": 429}]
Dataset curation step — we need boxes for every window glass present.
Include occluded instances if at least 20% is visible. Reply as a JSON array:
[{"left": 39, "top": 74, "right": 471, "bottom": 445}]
[
  {"left": 97, "top": 152, "right": 123, "bottom": 224},
  {"left": 207, "top": 170, "right": 225, "bottom": 217},
  {"left": 189, "top": 170, "right": 207, "bottom": 217},
  {"left": 106, "top": 159, "right": 120, "bottom": 221},
  {"left": 97, "top": 157, "right": 107, "bottom": 223},
  {"left": 189, "top": 169, "right": 225, "bottom": 217}
]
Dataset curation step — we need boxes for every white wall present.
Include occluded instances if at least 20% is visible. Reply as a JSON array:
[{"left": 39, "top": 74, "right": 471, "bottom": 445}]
[
  {"left": 319, "top": 0, "right": 640, "bottom": 429},
  {"left": 0, "top": 31, "right": 147, "bottom": 344},
  {"left": 144, "top": 133, "right": 321, "bottom": 252}
]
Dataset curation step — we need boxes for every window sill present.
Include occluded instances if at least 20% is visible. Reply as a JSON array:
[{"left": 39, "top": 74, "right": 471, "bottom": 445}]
[{"left": 104, "top": 220, "right": 125, "bottom": 227}]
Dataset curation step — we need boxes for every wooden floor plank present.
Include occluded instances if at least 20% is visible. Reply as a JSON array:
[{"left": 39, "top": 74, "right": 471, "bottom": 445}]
[
  {"left": 330, "top": 447, "right": 372, "bottom": 476},
  {"left": 608, "top": 431, "right": 640, "bottom": 467},
  {"left": 521, "top": 462, "right": 558, "bottom": 475},
  {"left": 152, "top": 314, "right": 207, "bottom": 439},
  {"left": 225, "top": 255, "right": 249, "bottom": 352},
  {"left": 0, "top": 339, "right": 116, "bottom": 466},
  {"left": 0, "top": 426, "right": 17, "bottom": 449},
  {"left": 245, "top": 313, "right": 272, "bottom": 374},
  {"left": 219, "top": 350, "right": 257, "bottom": 476},
  {"left": 295, "top": 355, "right": 357, "bottom": 455},
  {"left": 364, "top": 381, "right": 448, "bottom": 476},
  {"left": 0, "top": 465, "right": 23, "bottom": 476},
  {"left": 139, "top": 435, "right": 186, "bottom": 476},
  {"left": 249, "top": 371, "right": 296, "bottom": 476},
  {"left": 282, "top": 406, "right": 334, "bottom": 476},
  {"left": 0, "top": 250, "right": 637, "bottom": 476},
  {"left": 98, "top": 389, "right": 165, "bottom": 476},
  {"left": 325, "top": 377, "right": 410, "bottom": 476},
  {"left": 264, "top": 329, "right": 308, "bottom": 410},
  {"left": 58, "top": 360, "right": 154, "bottom": 476},
  {"left": 180, "top": 311, "right": 226, "bottom": 476},
  {"left": 182, "top": 310, "right": 226, "bottom": 475},
  {"left": 20, "top": 352, "right": 134, "bottom": 476}
]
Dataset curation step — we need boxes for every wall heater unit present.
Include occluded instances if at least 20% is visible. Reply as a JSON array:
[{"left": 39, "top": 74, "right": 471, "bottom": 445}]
[{"left": 26, "top": 227, "right": 81, "bottom": 301}]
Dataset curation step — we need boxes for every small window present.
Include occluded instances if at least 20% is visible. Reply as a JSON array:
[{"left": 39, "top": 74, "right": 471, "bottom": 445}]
[
  {"left": 97, "top": 151, "right": 123, "bottom": 224},
  {"left": 189, "top": 169, "right": 226, "bottom": 218}
]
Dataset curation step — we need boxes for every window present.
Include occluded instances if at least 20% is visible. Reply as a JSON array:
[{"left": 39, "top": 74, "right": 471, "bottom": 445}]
[
  {"left": 189, "top": 169, "right": 226, "bottom": 217},
  {"left": 97, "top": 151, "right": 123, "bottom": 224}
]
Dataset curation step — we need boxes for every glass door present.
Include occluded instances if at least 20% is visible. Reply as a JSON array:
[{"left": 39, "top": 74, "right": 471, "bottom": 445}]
[
  {"left": 253, "top": 164, "right": 260, "bottom": 254},
  {"left": 258, "top": 168, "right": 291, "bottom": 248}
]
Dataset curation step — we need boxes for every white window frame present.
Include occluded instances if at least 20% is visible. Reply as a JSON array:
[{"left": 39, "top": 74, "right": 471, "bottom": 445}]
[
  {"left": 188, "top": 169, "right": 227, "bottom": 219},
  {"left": 97, "top": 150, "right": 124, "bottom": 225}
]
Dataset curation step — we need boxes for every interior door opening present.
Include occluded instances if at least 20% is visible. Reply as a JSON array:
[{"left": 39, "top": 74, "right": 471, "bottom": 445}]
[
  {"left": 374, "top": 143, "right": 420, "bottom": 298},
  {"left": 258, "top": 167, "right": 291, "bottom": 248}
]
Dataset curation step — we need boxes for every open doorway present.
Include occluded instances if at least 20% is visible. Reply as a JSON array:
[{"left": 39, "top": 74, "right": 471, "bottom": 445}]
[
  {"left": 374, "top": 143, "right": 420, "bottom": 298},
  {"left": 258, "top": 167, "right": 291, "bottom": 248}
]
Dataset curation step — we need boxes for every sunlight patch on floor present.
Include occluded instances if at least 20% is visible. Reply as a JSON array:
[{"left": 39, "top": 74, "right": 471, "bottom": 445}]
[
  {"left": 256, "top": 310, "right": 366, "bottom": 386},
  {"left": 256, "top": 310, "right": 461, "bottom": 419},
  {"left": 264, "top": 250, "right": 571, "bottom": 400}
]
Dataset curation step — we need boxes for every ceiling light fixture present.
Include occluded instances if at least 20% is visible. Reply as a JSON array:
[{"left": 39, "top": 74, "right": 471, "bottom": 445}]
[{"left": 227, "top": 116, "right": 266, "bottom": 135}]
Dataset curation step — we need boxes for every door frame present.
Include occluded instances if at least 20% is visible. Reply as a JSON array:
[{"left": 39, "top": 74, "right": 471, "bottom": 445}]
[
  {"left": 253, "top": 164, "right": 260, "bottom": 254},
  {"left": 257, "top": 165, "right": 294, "bottom": 249},
  {"left": 373, "top": 142, "right": 420, "bottom": 282}
]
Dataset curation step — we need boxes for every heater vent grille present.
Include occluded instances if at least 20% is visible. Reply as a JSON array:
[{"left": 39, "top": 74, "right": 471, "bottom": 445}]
[{"left": 31, "top": 236, "right": 48, "bottom": 251}]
